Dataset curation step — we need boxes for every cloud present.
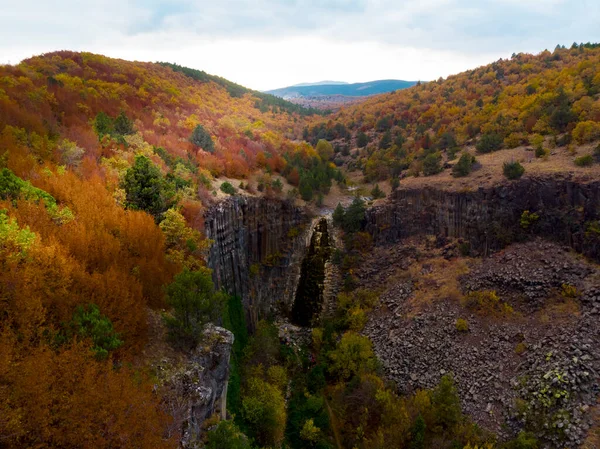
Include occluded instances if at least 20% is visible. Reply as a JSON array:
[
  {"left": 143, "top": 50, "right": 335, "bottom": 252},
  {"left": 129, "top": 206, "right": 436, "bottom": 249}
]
[{"left": 0, "top": 0, "right": 598, "bottom": 89}]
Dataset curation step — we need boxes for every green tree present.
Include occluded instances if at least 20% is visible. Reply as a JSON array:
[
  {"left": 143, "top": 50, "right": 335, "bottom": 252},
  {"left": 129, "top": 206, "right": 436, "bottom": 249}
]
[
  {"left": 94, "top": 111, "right": 113, "bottom": 138},
  {"left": 422, "top": 152, "right": 442, "bottom": 176},
  {"left": 409, "top": 414, "right": 426, "bottom": 449},
  {"left": 431, "top": 374, "right": 462, "bottom": 432},
  {"left": 327, "top": 332, "right": 376, "bottom": 380},
  {"left": 113, "top": 110, "right": 135, "bottom": 136},
  {"left": 220, "top": 181, "right": 237, "bottom": 195},
  {"left": 62, "top": 304, "right": 123, "bottom": 360},
  {"left": 452, "top": 153, "right": 474, "bottom": 177},
  {"left": 343, "top": 197, "right": 365, "bottom": 233},
  {"left": 476, "top": 133, "right": 503, "bottom": 153},
  {"left": 371, "top": 184, "right": 386, "bottom": 199},
  {"left": 299, "top": 178, "right": 313, "bottom": 201},
  {"left": 316, "top": 139, "right": 334, "bottom": 161},
  {"left": 163, "top": 268, "right": 225, "bottom": 349},
  {"left": 503, "top": 160, "right": 525, "bottom": 180},
  {"left": 242, "top": 376, "right": 287, "bottom": 447},
  {"left": 121, "top": 155, "right": 173, "bottom": 220},
  {"left": 332, "top": 203, "right": 345, "bottom": 227},
  {"left": 189, "top": 124, "right": 215, "bottom": 152},
  {"left": 206, "top": 421, "right": 251, "bottom": 449},
  {"left": 379, "top": 130, "right": 392, "bottom": 149},
  {"left": 357, "top": 131, "right": 369, "bottom": 148}
]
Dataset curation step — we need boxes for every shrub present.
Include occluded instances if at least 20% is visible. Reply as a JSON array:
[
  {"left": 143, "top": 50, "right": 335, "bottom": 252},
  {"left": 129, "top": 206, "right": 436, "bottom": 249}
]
[
  {"left": 574, "top": 154, "right": 594, "bottom": 167},
  {"left": 572, "top": 120, "right": 600, "bottom": 144},
  {"left": 534, "top": 146, "right": 548, "bottom": 158},
  {"left": 464, "top": 290, "right": 513, "bottom": 316},
  {"left": 455, "top": 318, "right": 469, "bottom": 332},
  {"left": 515, "top": 342, "right": 527, "bottom": 355},
  {"left": 390, "top": 176, "right": 400, "bottom": 190},
  {"left": 452, "top": 153, "right": 474, "bottom": 177},
  {"left": 371, "top": 184, "right": 386, "bottom": 199},
  {"left": 520, "top": 210, "right": 539, "bottom": 230},
  {"left": 560, "top": 284, "right": 581, "bottom": 299},
  {"left": 342, "top": 197, "right": 366, "bottom": 233},
  {"left": 503, "top": 160, "right": 525, "bottom": 180},
  {"left": 476, "top": 133, "right": 503, "bottom": 153},
  {"left": 333, "top": 203, "right": 345, "bottom": 227},
  {"left": 220, "top": 181, "right": 236, "bottom": 195},
  {"left": 422, "top": 152, "right": 442, "bottom": 176}
]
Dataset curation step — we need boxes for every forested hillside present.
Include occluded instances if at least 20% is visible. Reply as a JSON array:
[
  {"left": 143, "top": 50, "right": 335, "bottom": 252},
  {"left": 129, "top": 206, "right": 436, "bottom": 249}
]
[{"left": 304, "top": 43, "right": 600, "bottom": 183}]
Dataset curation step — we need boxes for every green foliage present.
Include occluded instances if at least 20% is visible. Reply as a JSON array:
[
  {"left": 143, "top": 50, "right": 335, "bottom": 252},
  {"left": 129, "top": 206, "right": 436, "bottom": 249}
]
[
  {"left": 242, "top": 374, "right": 287, "bottom": 447},
  {"left": 222, "top": 295, "right": 248, "bottom": 420},
  {"left": 272, "top": 178, "right": 283, "bottom": 193},
  {"left": 327, "top": 332, "right": 377, "bottom": 380},
  {"left": 476, "top": 133, "right": 503, "bottom": 153},
  {"left": 342, "top": 197, "right": 366, "bottom": 233},
  {"left": 62, "top": 304, "right": 123, "bottom": 360},
  {"left": 94, "top": 111, "right": 113, "bottom": 138},
  {"left": 503, "top": 160, "right": 525, "bottom": 180},
  {"left": 357, "top": 131, "right": 369, "bottom": 148},
  {"left": 409, "top": 414, "right": 426, "bottom": 449},
  {"left": 220, "top": 181, "right": 237, "bottom": 195},
  {"left": 189, "top": 124, "right": 215, "bottom": 152},
  {"left": 316, "top": 139, "right": 334, "bottom": 161},
  {"left": 574, "top": 154, "right": 594, "bottom": 166},
  {"left": 464, "top": 290, "right": 514, "bottom": 316},
  {"left": 0, "top": 209, "right": 37, "bottom": 258},
  {"left": 0, "top": 168, "right": 74, "bottom": 224},
  {"left": 163, "top": 268, "right": 225, "bottom": 350},
  {"left": 520, "top": 210, "right": 539, "bottom": 230},
  {"left": 299, "top": 177, "right": 314, "bottom": 201},
  {"left": 431, "top": 374, "right": 462, "bottom": 432},
  {"left": 455, "top": 318, "right": 469, "bottom": 332},
  {"left": 113, "top": 110, "right": 135, "bottom": 136},
  {"left": 452, "top": 153, "right": 475, "bottom": 177},
  {"left": 205, "top": 420, "right": 251, "bottom": 449},
  {"left": 422, "top": 152, "right": 443, "bottom": 176},
  {"left": 502, "top": 431, "right": 538, "bottom": 449},
  {"left": 370, "top": 184, "right": 386, "bottom": 199},
  {"left": 332, "top": 203, "right": 345, "bottom": 227},
  {"left": 390, "top": 176, "right": 400, "bottom": 190},
  {"left": 121, "top": 155, "right": 174, "bottom": 220}
]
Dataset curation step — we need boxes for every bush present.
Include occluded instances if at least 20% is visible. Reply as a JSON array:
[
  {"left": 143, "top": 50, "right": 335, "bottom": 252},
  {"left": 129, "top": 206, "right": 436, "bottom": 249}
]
[
  {"left": 520, "top": 210, "right": 539, "bottom": 230},
  {"left": 572, "top": 120, "right": 600, "bottom": 144},
  {"left": 503, "top": 160, "right": 525, "bottom": 180},
  {"left": 515, "top": 342, "right": 527, "bottom": 355},
  {"left": 422, "top": 152, "right": 442, "bottom": 176},
  {"left": 220, "top": 181, "right": 237, "bottom": 195},
  {"left": 455, "top": 318, "right": 469, "bottom": 332},
  {"left": 574, "top": 154, "right": 594, "bottom": 167},
  {"left": 476, "top": 133, "right": 503, "bottom": 153},
  {"left": 452, "top": 153, "right": 474, "bottom": 177},
  {"left": 534, "top": 146, "right": 547, "bottom": 158},
  {"left": 333, "top": 203, "right": 345, "bottom": 227},
  {"left": 464, "top": 290, "right": 513, "bottom": 316},
  {"left": 342, "top": 197, "right": 366, "bottom": 233}
]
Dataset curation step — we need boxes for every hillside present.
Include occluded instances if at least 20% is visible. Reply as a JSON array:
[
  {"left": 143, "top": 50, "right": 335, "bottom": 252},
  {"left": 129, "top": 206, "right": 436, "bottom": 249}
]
[{"left": 304, "top": 43, "right": 600, "bottom": 188}]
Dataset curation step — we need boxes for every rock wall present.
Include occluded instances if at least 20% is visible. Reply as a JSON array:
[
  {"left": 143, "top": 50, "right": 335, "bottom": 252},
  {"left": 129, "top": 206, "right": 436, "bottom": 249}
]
[
  {"left": 205, "top": 196, "right": 310, "bottom": 328},
  {"left": 365, "top": 176, "right": 600, "bottom": 260}
]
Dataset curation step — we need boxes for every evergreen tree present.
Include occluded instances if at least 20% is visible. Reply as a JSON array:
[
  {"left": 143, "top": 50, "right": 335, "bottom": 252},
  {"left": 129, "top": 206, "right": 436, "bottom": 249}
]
[
  {"left": 113, "top": 110, "right": 135, "bottom": 136},
  {"left": 343, "top": 197, "right": 366, "bottom": 233},
  {"left": 357, "top": 131, "right": 369, "bottom": 148},
  {"left": 190, "top": 124, "right": 215, "bottom": 152},
  {"left": 332, "top": 203, "right": 345, "bottom": 227},
  {"left": 121, "top": 155, "right": 173, "bottom": 220}
]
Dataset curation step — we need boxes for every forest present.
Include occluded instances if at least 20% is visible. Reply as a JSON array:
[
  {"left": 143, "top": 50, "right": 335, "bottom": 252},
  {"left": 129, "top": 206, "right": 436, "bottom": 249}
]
[{"left": 0, "top": 43, "right": 599, "bottom": 448}]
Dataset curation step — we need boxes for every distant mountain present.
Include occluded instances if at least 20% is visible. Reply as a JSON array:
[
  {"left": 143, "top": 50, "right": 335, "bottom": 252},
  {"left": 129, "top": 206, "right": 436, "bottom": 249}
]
[
  {"left": 265, "top": 79, "right": 417, "bottom": 99},
  {"left": 291, "top": 81, "right": 349, "bottom": 87}
]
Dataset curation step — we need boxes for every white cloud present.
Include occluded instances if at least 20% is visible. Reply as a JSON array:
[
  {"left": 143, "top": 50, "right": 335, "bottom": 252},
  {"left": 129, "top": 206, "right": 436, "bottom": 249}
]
[{"left": 0, "top": 0, "right": 598, "bottom": 90}]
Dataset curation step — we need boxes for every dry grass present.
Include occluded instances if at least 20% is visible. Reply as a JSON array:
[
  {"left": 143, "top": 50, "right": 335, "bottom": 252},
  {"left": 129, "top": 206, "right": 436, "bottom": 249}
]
[
  {"left": 404, "top": 256, "right": 471, "bottom": 313},
  {"left": 397, "top": 142, "right": 600, "bottom": 192}
]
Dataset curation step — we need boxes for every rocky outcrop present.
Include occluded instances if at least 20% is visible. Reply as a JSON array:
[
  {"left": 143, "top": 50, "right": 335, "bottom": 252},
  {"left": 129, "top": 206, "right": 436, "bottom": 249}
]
[
  {"left": 205, "top": 196, "right": 310, "bottom": 328},
  {"left": 160, "top": 325, "right": 234, "bottom": 448},
  {"left": 365, "top": 176, "right": 600, "bottom": 261}
]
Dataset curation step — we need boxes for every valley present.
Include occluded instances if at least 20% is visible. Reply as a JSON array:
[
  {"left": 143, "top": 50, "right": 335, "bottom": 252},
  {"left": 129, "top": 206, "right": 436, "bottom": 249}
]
[{"left": 0, "top": 44, "right": 599, "bottom": 449}]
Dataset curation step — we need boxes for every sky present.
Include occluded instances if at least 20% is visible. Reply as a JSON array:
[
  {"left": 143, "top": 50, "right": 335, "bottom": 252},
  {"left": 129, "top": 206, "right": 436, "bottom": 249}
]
[{"left": 1, "top": 0, "right": 599, "bottom": 91}]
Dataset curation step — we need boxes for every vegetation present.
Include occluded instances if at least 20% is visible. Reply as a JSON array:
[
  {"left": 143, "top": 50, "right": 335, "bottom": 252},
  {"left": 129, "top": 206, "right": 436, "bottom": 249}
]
[
  {"left": 190, "top": 124, "right": 215, "bottom": 152},
  {"left": 452, "top": 153, "right": 475, "bottom": 177},
  {"left": 220, "top": 181, "right": 237, "bottom": 195},
  {"left": 456, "top": 318, "right": 469, "bottom": 332},
  {"left": 163, "top": 268, "right": 226, "bottom": 350},
  {"left": 503, "top": 161, "right": 526, "bottom": 180},
  {"left": 574, "top": 154, "right": 595, "bottom": 166}
]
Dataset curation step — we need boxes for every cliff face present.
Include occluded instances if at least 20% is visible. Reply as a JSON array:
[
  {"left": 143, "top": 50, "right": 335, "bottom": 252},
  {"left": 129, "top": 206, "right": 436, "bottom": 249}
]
[
  {"left": 365, "top": 177, "right": 600, "bottom": 260},
  {"left": 205, "top": 196, "right": 310, "bottom": 327}
]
